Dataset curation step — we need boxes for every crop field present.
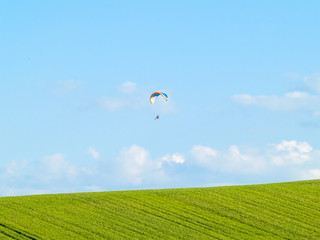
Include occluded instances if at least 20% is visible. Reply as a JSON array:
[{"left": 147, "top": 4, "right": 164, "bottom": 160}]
[{"left": 0, "top": 180, "right": 319, "bottom": 239}]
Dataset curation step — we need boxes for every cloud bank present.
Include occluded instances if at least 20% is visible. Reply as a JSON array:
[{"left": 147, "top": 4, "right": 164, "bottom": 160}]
[
  {"left": 191, "top": 140, "right": 318, "bottom": 173},
  {"left": 1, "top": 140, "right": 319, "bottom": 197}
]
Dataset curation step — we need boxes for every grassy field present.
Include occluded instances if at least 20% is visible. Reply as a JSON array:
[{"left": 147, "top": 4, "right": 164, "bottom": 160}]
[{"left": 0, "top": 180, "right": 319, "bottom": 239}]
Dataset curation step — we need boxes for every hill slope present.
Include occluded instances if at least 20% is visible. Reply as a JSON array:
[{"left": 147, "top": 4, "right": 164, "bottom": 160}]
[{"left": 0, "top": 180, "right": 319, "bottom": 239}]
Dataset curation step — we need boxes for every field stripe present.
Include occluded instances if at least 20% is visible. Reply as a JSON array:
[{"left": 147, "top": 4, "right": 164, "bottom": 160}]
[
  {"left": 126, "top": 190, "right": 285, "bottom": 239},
  {"left": 120, "top": 193, "right": 275, "bottom": 239},
  {"left": 0, "top": 223, "right": 37, "bottom": 240}
]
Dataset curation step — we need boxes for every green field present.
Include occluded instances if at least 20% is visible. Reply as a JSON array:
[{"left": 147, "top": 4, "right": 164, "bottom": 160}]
[{"left": 0, "top": 180, "right": 319, "bottom": 239}]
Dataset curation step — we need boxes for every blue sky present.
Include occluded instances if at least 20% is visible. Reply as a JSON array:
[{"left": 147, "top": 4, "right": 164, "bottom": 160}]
[{"left": 1, "top": 1, "right": 320, "bottom": 196}]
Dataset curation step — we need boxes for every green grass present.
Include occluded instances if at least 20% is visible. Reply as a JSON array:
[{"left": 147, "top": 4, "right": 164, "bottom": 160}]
[{"left": 0, "top": 180, "right": 319, "bottom": 239}]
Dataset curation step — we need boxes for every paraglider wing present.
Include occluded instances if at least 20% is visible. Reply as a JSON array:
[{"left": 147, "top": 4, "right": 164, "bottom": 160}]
[{"left": 150, "top": 92, "right": 168, "bottom": 104}]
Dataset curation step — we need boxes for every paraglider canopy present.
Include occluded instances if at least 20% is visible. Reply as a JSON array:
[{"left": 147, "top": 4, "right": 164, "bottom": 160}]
[{"left": 150, "top": 92, "right": 168, "bottom": 104}]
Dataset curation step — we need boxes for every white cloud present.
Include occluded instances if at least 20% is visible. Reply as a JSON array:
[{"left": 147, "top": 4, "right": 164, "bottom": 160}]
[
  {"left": 191, "top": 145, "right": 265, "bottom": 174},
  {"left": 117, "top": 145, "right": 161, "bottom": 185},
  {"left": 88, "top": 147, "right": 100, "bottom": 159},
  {"left": 225, "top": 145, "right": 266, "bottom": 173},
  {"left": 300, "top": 169, "right": 320, "bottom": 180},
  {"left": 191, "top": 145, "right": 218, "bottom": 166},
  {"left": 275, "top": 140, "right": 312, "bottom": 153},
  {"left": 162, "top": 153, "right": 185, "bottom": 164},
  {"left": 40, "top": 154, "right": 78, "bottom": 180},
  {"left": 118, "top": 81, "right": 137, "bottom": 94},
  {"left": 117, "top": 145, "right": 185, "bottom": 185},
  {"left": 270, "top": 140, "right": 313, "bottom": 166}
]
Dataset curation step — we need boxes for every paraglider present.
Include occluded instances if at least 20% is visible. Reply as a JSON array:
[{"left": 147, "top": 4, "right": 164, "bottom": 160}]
[
  {"left": 150, "top": 91, "right": 168, "bottom": 120},
  {"left": 150, "top": 92, "right": 168, "bottom": 104}
]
